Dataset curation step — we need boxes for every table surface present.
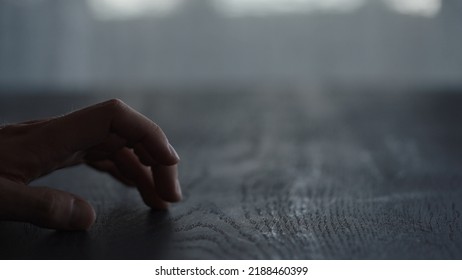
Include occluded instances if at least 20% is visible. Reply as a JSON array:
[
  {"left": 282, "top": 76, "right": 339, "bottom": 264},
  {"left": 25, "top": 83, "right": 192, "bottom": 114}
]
[{"left": 0, "top": 87, "right": 461, "bottom": 259}]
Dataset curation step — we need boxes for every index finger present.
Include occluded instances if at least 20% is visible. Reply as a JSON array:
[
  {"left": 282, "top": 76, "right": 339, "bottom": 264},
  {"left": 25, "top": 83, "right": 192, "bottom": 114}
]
[{"left": 42, "top": 99, "right": 180, "bottom": 166}]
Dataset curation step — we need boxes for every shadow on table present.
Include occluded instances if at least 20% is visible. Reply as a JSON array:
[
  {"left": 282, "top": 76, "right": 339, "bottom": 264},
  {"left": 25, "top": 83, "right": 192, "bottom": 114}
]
[{"left": 0, "top": 208, "right": 174, "bottom": 259}]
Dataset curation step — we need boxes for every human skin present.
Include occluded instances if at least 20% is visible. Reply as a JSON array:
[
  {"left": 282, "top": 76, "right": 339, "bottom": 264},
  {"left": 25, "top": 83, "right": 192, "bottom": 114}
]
[{"left": 0, "top": 99, "right": 181, "bottom": 230}]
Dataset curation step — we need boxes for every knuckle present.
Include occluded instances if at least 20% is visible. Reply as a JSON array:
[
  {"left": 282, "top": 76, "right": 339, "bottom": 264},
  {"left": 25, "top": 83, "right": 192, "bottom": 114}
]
[
  {"left": 151, "top": 122, "right": 161, "bottom": 133},
  {"left": 105, "top": 98, "right": 127, "bottom": 111}
]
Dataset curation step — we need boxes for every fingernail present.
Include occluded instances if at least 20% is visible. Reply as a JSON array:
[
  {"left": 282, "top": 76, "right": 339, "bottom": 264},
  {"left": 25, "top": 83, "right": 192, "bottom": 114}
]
[
  {"left": 168, "top": 143, "right": 180, "bottom": 161},
  {"left": 70, "top": 199, "right": 95, "bottom": 230}
]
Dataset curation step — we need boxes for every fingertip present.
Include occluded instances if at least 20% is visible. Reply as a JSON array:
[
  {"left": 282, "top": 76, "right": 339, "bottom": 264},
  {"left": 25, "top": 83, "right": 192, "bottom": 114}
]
[
  {"left": 152, "top": 144, "right": 180, "bottom": 166},
  {"left": 153, "top": 165, "right": 182, "bottom": 203},
  {"left": 174, "top": 179, "right": 182, "bottom": 201},
  {"left": 168, "top": 143, "right": 180, "bottom": 162},
  {"left": 144, "top": 198, "right": 170, "bottom": 210},
  {"left": 68, "top": 198, "right": 96, "bottom": 230},
  {"left": 157, "top": 181, "right": 182, "bottom": 203}
]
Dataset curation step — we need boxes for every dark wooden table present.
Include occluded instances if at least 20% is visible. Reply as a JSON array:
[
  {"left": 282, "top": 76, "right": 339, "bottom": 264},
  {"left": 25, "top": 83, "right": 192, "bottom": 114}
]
[{"left": 0, "top": 87, "right": 461, "bottom": 259}]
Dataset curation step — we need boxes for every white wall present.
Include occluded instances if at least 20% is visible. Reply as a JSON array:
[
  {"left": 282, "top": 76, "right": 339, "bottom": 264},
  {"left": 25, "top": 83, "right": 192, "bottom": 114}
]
[{"left": 0, "top": 0, "right": 461, "bottom": 90}]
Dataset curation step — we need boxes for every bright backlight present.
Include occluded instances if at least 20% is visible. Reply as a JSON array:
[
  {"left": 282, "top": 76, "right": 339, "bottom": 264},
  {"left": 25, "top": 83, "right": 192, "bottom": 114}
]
[
  {"left": 384, "top": 0, "right": 441, "bottom": 17},
  {"left": 87, "top": 0, "right": 442, "bottom": 20},
  {"left": 87, "top": 0, "right": 182, "bottom": 19}
]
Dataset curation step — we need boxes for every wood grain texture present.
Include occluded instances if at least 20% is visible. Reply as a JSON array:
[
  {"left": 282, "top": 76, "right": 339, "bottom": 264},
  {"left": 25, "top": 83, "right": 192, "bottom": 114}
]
[{"left": 0, "top": 87, "right": 461, "bottom": 259}]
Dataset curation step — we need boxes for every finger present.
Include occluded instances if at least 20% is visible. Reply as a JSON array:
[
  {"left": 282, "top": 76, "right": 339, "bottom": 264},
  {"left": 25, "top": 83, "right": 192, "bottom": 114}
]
[
  {"left": 0, "top": 117, "right": 56, "bottom": 128},
  {"left": 42, "top": 99, "right": 180, "bottom": 166},
  {"left": 87, "top": 160, "right": 136, "bottom": 187},
  {"left": 111, "top": 148, "right": 170, "bottom": 209},
  {"left": 18, "top": 117, "right": 56, "bottom": 125},
  {"left": 85, "top": 133, "right": 127, "bottom": 162},
  {"left": 133, "top": 142, "right": 155, "bottom": 166},
  {"left": 153, "top": 164, "right": 182, "bottom": 202},
  {"left": 133, "top": 143, "right": 182, "bottom": 202},
  {"left": 0, "top": 179, "right": 96, "bottom": 230}
]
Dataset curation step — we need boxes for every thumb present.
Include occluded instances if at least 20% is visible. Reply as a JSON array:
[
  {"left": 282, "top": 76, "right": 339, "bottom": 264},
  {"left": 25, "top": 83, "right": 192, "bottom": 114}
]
[{"left": 0, "top": 180, "right": 96, "bottom": 230}]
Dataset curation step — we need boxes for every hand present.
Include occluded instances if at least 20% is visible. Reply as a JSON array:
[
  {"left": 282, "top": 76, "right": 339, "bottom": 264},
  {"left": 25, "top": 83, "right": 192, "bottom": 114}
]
[{"left": 0, "top": 99, "right": 181, "bottom": 230}]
